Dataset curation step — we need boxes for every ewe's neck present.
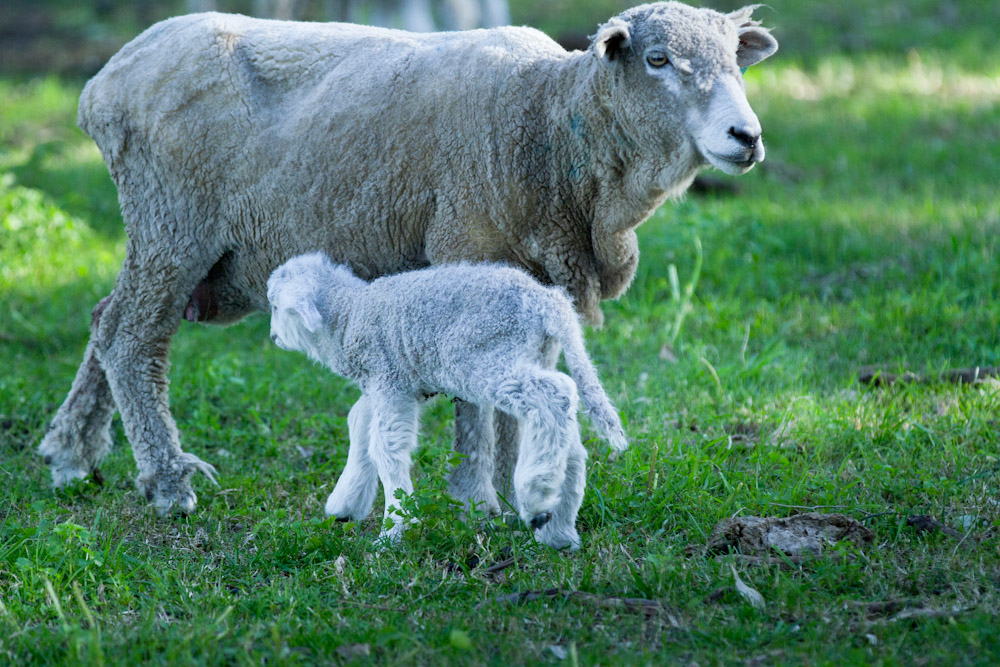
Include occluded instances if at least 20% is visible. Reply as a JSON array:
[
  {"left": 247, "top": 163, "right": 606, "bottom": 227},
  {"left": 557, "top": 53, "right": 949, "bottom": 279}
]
[{"left": 548, "top": 52, "right": 695, "bottom": 233}]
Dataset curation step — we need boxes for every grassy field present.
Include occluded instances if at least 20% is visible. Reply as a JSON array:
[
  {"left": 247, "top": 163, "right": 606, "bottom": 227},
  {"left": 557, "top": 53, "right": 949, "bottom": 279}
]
[{"left": 3, "top": 2, "right": 1000, "bottom": 664}]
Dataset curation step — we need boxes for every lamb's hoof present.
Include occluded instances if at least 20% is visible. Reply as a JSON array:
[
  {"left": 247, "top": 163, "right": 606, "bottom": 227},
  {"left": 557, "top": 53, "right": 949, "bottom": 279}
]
[
  {"left": 141, "top": 479, "right": 198, "bottom": 516},
  {"left": 607, "top": 428, "right": 629, "bottom": 454},
  {"left": 535, "top": 524, "right": 581, "bottom": 552},
  {"left": 325, "top": 490, "right": 373, "bottom": 522},
  {"left": 137, "top": 472, "right": 198, "bottom": 515},
  {"left": 530, "top": 512, "right": 552, "bottom": 530}
]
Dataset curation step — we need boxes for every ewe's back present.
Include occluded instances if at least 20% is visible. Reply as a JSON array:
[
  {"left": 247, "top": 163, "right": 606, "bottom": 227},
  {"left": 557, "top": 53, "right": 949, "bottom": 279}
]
[
  {"left": 79, "top": 12, "right": 566, "bottom": 160},
  {"left": 78, "top": 12, "right": 577, "bottom": 273}
]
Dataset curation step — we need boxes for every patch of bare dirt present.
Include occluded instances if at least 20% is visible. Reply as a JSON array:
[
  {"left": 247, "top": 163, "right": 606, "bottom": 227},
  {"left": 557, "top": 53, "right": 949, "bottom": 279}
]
[{"left": 703, "top": 512, "right": 874, "bottom": 558}]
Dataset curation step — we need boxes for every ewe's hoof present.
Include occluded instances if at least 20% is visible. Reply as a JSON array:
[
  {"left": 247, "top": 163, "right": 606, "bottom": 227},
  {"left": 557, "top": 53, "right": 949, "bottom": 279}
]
[
  {"left": 324, "top": 499, "right": 365, "bottom": 521},
  {"left": 39, "top": 437, "right": 94, "bottom": 489},
  {"left": 530, "top": 512, "right": 552, "bottom": 530},
  {"left": 136, "top": 452, "right": 218, "bottom": 516},
  {"left": 374, "top": 526, "right": 405, "bottom": 553},
  {"left": 137, "top": 474, "right": 198, "bottom": 516},
  {"left": 447, "top": 479, "right": 502, "bottom": 518},
  {"left": 45, "top": 458, "right": 91, "bottom": 488}
]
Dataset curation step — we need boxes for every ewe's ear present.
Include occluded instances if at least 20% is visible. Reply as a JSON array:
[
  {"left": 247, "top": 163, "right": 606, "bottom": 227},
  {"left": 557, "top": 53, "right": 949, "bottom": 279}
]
[
  {"left": 736, "top": 27, "right": 778, "bottom": 67},
  {"left": 591, "top": 18, "right": 631, "bottom": 66},
  {"left": 293, "top": 298, "right": 323, "bottom": 333},
  {"left": 728, "top": 5, "right": 778, "bottom": 68}
]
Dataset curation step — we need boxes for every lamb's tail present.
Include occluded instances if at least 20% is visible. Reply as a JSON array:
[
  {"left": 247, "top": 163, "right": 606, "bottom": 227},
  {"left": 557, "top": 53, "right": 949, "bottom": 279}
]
[{"left": 540, "top": 292, "right": 628, "bottom": 453}]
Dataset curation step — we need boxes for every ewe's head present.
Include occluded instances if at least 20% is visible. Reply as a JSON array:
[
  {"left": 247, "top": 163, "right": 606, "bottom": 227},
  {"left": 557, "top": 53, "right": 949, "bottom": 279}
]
[{"left": 591, "top": 2, "right": 777, "bottom": 177}]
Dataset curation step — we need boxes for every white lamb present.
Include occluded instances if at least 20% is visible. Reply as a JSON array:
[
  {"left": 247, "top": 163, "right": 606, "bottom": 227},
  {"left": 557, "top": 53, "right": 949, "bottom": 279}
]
[{"left": 267, "top": 253, "right": 628, "bottom": 550}]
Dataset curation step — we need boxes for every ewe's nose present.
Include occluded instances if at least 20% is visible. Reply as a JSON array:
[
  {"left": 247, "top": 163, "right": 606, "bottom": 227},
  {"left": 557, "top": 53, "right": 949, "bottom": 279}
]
[{"left": 728, "top": 126, "right": 761, "bottom": 149}]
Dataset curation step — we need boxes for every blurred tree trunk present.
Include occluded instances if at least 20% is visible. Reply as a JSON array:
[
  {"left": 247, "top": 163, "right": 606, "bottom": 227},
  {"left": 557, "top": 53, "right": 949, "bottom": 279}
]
[
  {"left": 186, "top": 0, "right": 218, "bottom": 12},
  {"left": 254, "top": 0, "right": 306, "bottom": 19},
  {"left": 136, "top": 0, "right": 157, "bottom": 24}
]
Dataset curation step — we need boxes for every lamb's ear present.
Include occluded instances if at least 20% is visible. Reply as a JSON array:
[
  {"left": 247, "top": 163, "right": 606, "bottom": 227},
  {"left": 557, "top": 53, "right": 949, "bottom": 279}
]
[
  {"left": 728, "top": 6, "right": 778, "bottom": 68},
  {"left": 293, "top": 298, "right": 323, "bottom": 333},
  {"left": 591, "top": 18, "right": 631, "bottom": 66}
]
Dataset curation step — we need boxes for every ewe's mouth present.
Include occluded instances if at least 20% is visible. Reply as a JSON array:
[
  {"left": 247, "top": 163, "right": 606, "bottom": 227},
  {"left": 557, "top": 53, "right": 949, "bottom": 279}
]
[
  {"left": 705, "top": 149, "right": 763, "bottom": 175},
  {"left": 727, "top": 156, "right": 756, "bottom": 169}
]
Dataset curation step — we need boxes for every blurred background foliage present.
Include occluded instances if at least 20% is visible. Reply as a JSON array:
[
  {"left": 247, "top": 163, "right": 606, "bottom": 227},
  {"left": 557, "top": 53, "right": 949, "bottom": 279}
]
[{"left": 1, "top": 0, "right": 998, "bottom": 76}]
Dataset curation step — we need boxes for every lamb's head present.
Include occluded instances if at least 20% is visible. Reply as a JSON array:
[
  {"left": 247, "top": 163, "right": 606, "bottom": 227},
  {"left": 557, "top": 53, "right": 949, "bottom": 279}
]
[
  {"left": 592, "top": 2, "right": 778, "bottom": 179},
  {"left": 266, "top": 252, "right": 362, "bottom": 358}
]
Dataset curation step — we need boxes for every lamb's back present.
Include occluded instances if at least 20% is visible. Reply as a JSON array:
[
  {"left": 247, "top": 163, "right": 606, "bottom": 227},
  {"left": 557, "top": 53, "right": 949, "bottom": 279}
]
[{"left": 344, "top": 265, "right": 558, "bottom": 387}]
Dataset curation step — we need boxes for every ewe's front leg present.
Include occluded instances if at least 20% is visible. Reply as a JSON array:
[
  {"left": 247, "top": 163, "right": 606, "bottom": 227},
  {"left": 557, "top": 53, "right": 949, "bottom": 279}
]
[
  {"left": 492, "top": 411, "right": 519, "bottom": 511},
  {"left": 325, "top": 395, "right": 379, "bottom": 520},
  {"left": 449, "top": 400, "right": 502, "bottom": 516},
  {"left": 367, "top": 394, "right": 420, "bottom": 545}
]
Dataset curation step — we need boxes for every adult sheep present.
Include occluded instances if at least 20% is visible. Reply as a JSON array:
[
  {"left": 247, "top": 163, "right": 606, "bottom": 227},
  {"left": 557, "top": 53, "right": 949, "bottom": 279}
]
[{"left": 40, "top": 2, "right": 777, "bottom": 514}]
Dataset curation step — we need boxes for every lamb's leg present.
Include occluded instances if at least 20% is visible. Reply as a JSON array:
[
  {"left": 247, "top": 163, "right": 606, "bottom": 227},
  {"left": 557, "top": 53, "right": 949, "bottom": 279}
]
[
  {"left": 449, "top": 400, "right": 501, "bottom": 516},
  {"left": 534, "top": 429, "right": 587, "bottom": 552},
  {"left": 39, "top": 301, "right": 117, "bottom": 486},
  {"left": 486, "top": 336, "right": 562, "bottom": 514},
  {"left": 366, "top": 393, "right": 420, "bottom": 545},
  {"left": 325, "top": 395, "right": 379, "bottom": 520},
  {"left": 94, "top": 244, "right": 218, "bottom": 514},
  {"left": 494, "top": 369, "right": 578, "bottom": 530}
]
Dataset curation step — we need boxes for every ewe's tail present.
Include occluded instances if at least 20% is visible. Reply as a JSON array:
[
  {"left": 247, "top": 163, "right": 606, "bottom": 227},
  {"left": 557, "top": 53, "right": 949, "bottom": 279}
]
[{"left": 540, "top": 293, "right": 629, "bottom": 452}]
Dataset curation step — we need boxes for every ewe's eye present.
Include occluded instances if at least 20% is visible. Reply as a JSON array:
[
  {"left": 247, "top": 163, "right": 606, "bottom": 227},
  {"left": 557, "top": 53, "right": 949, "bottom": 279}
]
[{"left": 646, "top": 51, "right": 670, "bottom": 68}]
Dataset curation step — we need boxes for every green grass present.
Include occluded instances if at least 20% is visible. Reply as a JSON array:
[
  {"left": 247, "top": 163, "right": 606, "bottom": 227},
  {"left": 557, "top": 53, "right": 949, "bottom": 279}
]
[{"left": 3, "top": 5, "right": 1000, "bottom": 663}]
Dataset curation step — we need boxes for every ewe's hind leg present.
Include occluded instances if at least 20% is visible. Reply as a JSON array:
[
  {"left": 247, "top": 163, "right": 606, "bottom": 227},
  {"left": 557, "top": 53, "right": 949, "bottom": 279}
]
[
  {"left": 449, "top": 400, "right": 501, "bottom": 516},
  {"left": 95, "top": 245, "right": 218, "bottom": 514},
  {"left": 493, "top": 370, "right": 578, "bottom": 530},
  {"left": 39, "top": 297, "right": 117, "bottom": 486},
  {"left": 325, "top": 395, "right": 379, "bottom": 520},
  {"left": 367, "top": 394, "right": 421, "bottom": 545}
]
